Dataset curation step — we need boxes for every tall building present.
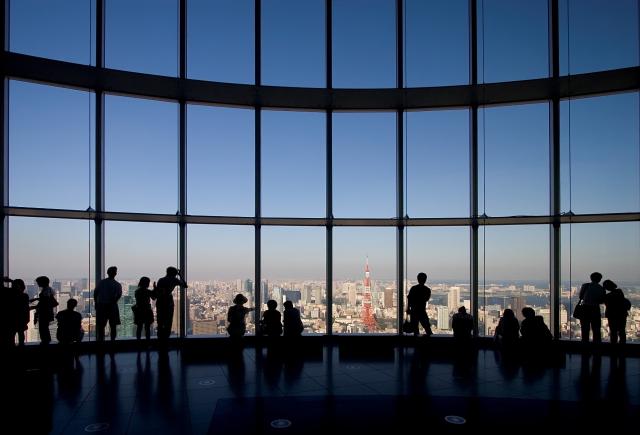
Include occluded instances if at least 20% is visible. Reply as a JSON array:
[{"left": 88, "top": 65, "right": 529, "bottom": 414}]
[
  {"left": 448, "top": 286, "right": 461, "bottom": 313},
  {"left": 260, "top": 280, "right": 269, "bottom": 303},
  {"left": 362, "top": 257, "right": 376, "bottom": 331},
  {"left": 437, "top": 306, "right": 450, "bottom": 330},
  {"left": 510, "top": 296, "right": 527, "bottom": 321},
  {"left": 343, "top": 282, "right": 357, "bottom": 306},
  {"left": 118, "top": 295, "right": 136, "bottom": 338},
  {"left": 384, "top": 287, "right": 394, "bottom": 308}
]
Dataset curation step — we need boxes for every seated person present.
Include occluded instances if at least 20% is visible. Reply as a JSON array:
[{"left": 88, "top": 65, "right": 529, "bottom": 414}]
[
  {"left": 261, "top": 300, "right": 283, "bottom": 336},
  {"left": 283, "top": 301, "right": 304, "bottom": 337},
  {"left": 56, "top": 299, "right": 84, "bottom": 344},
  {"left": 451, "top": 306, "right": 473, "bottom": 341},
  {"left": 494, "top": 308, "right": 520, "bottom": 348}
]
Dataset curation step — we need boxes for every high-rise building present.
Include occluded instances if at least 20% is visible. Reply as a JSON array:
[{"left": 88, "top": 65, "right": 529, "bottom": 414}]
[
  {"left": 510, "top": 296, "right": 527, "bottom": 321},
  {"left": 384, "top": 287, "right": 394, "bottom": 308},
  {"left": 448, "top": 286, "right": 461, "bottom": 313},
  {"left": 118, "top": 295, "right": 136, "bottom": 338},
  {"left": 437, "top": 306, "right": 450, "bottom": 330},
  {"left": 260, "top": 280, "right": 269, "bottom": 303},
  {"left": 343, "top": 282, "right": 357, "bottom": 306}
]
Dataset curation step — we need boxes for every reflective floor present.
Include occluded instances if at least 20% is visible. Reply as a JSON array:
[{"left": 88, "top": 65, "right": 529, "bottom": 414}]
[{"left": 3, "top": 344, "right": 639, "bottom": 434}]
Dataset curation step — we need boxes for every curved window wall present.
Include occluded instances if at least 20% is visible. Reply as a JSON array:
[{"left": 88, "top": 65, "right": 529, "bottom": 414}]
[{"left": 3, "top": 0, "right": 639, "bottom": 343}]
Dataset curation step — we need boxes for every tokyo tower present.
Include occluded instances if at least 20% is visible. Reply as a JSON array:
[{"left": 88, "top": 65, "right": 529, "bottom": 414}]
[{"left": 362, "top": 257, "right": 376, "bottom": 331}]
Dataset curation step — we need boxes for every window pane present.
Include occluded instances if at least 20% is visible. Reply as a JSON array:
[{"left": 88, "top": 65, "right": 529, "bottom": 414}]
[
  {"left": 478, "top": 225, "right": 550, "bottom": 337},
  {"left": 262, "top": 0, "right": 325, "bottom": 87},
  {"left": 333, "top": 227, "right": 396, "bottom": 334},
  {"left": 560, "top": 0, "right": 639, "bottom": 75},
  {"left": 479, "top": 103, "right": 549, "bottom": 216},
  {"left": 9, "top": 81, "right": 94, "bottom": 210},
  {"left": 262, "top": 110, "right": 325, "bottom": 217},
  {"left": 333, "top": 0, "right": 396, "bottom": 88},
  {"left": 105, "top": 0, "right": 178, "bottom": 76},
  {"left": 105, "top": 221, "right": 178, "bottom": 340},
  {"left": 187, "top": 0, "right": 254, "bottom": 84},
  {"left": 561, "top": 92, "right": 640, "bottom": 214},
  {"left": 187, "top": 225, "right": 254, "bottom": 336},
  {"left": 405, "top": 0, "right": 469, "bottom": 87},
  {"left": 262, "top": 227, "right": 326, "bottom": 334},
  {"left": 406, "top": 227, "right": 470, "bottom": 335},
  {"left": 333, "top": 113, "right": 396, "bottom": 218},
  {"left": 105, "top": 95, "right": 178, "bottom": 214},
  {"left": 405, "top": 109, "right": 469, "bottom": 218},
  {"left": 561, "top": 222, "right": 640, "bottom": 342},
  {"left": 478, "top": 0, "right": 549, "bottom": 83},
  {"left": 187, "top": 105, "right": 254, "bottom": 216},
  {"left": 9, "top": 0, "right": 95, "bottom": 65},
  {"left": 8, "top": 217, "right": 94, "bottom": 344}
]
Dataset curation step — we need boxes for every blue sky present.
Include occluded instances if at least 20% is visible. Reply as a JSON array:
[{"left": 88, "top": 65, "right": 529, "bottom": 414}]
[{"left": 6, "top": 0, "right": 640, "bottom": 284}]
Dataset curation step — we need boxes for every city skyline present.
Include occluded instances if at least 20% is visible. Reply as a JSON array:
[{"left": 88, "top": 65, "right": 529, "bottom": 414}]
[{"left": 4, "top": 1, "right": 640, "bottom": 343}]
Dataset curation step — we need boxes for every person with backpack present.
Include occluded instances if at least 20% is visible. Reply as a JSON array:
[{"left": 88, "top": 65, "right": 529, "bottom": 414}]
[{"left": 603, "top": 279, "right": 631, "bottom": 345}]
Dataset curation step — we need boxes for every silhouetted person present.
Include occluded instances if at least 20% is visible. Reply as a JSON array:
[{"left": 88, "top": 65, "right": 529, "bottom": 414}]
[
  {"left": 520, "top": 306, "right": 552, "bottom": 364},
  {"left": 494, "top": 308, "right": 520, "bottom": 349},
  {"left": 603, "top": 279, "right": 631, "bottom": 345},
  {"left": 406, "top": 272, "right": 433, "bottom": 336},
  {"left": 579, "top": 272, "right": 605, "bottom": 344},
  {"left": 282, "top": 300, "right": 303, "bottom": 337},
  {"left": 451, "top": 306, "right": 473, "bottom": 342},
  {"left": 134, "top": 277, "right": 156, "bottom": 342},
  {"left": 11, "top": 278, "right": 30, "bottom": 346},
  {"left": 3, "top": 276, "right": 29, "bottom": 347},
  {"left": 520, "top": 307, "right": 552, "bottom": 344},
  {"left": 227, "top": 293, "right": 254, "bottom": 341},
  {"left": 1, "top": 276, "right": 15, "bottom": 348},
  {"left": 56, "top": 298, "right": 83, "bottom": 344},
  {"left": 261, "top": 300, "right": 283, "bottom": 337},
  {"left": 155, "top": 267, "right": 188, "bottom": 345},
  {"left": 94, "top": 266, "right": 122, "bottom": 342},
  {"left": 33, "top": 276, "right": 57, "bottom": 345}
]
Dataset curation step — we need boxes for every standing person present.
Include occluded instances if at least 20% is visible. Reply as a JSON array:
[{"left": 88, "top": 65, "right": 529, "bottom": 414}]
[
  {"left": 134, "top": 277, "right": 156, "bottom": 342},
  {"left": 603, "top": 279, "right": 631, "bottom": 345},
  {"left": 155, "top": 267, "right": 187, "bottom": 345},
  {"left": 579, "top": 272, "right": 606, "bottom": 344},
  {"left": 3, "top": 277, "right": 29, "bottom": 346},
  {"left": 33, "top": 276, "right": 58, "bottom": 345},
  {"left": 406, "top": 272, "right": 433, "bottom": 336},
  {"left": 282, "top": 301, "right": 304, "bottom": 337},
  {"left": 11, "top": 278, "right": 30, "bottom": 346},
  {"left": 227, "top": 294, "right": 255, "bottom": 341},
  {"left": 2, "top": 277, "right": 15, "bottom": 348},
  {"left": 94, "top": 266, "right": 123, "bottom": 342}
]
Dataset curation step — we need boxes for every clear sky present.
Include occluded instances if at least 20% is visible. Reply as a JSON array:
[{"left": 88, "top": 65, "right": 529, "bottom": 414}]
[{"left": 5, "top": 0, "right": 640, "bottom": 284}]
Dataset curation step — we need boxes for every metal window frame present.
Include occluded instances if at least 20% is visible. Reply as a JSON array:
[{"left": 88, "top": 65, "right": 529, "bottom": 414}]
[{"left": 1, "top": 0, "right": 639, "bottom": 341}]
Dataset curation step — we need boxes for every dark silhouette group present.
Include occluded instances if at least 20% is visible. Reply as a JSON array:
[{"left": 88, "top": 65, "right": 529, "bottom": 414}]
[
  {"left": 227, "top": 296, "right": 304, "bottom": 347},
  {"left": 577, "top": 272, "right": 631, "bottom": 346}
]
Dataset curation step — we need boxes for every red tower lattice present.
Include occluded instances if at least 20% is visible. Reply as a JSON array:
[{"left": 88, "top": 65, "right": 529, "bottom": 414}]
[{"left": 362, "top": 257, "right": 376, "bottom": 331}]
